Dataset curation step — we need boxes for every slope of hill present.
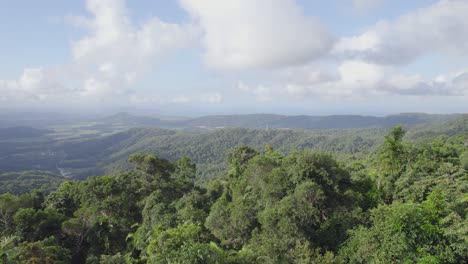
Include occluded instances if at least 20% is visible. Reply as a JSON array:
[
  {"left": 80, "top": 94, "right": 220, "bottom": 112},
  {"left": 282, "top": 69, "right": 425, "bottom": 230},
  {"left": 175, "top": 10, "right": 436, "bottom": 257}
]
[
  {"left": 406, "top": 114, "right": 468, "bottom": 140},
  {"left": 100, "top": 112, "right": 460, "bottom": 130},
  {"left": 66, "top": 114, "right": 468, "bottom": 180},
  {"left": 0, "top": 126, "right": 53, "bottom": 139},
  {"left": 0, "top": 114, "right": 465, "bottom": 184},
  {"left": 0, "top": 170, "right": 64, "bottom": 195},
  {"left": 189, "top": 113, "right": 460, "bottom": 129},
  {"left": 180, "top": 114, "right": 286, "bottom": 128},
  {"left": 50, "top": 127, "right": 386, "bottom": 181},
  {"left": 96, "top": 112, "right": 165, "bottom": 126}
]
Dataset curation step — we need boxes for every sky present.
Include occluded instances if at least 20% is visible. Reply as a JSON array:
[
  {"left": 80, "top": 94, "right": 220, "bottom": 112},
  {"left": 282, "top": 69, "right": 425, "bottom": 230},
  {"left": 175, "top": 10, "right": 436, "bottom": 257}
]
[{"left": 0, "top": 0, "right": 467, "bottom": 116}]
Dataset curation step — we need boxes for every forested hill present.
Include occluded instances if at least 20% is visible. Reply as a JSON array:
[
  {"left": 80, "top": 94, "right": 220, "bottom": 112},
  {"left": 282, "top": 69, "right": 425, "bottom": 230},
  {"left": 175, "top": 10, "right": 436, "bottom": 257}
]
[
  {"left": 179, "top": 113, "right": 460, "bottom": 129},
  {"left": 97, "top": 112, "right": 460, "bottom": 129},
  {"left": 54, "top": 114, "right": 467, "bottom": 180},
  {"left": 0, "top": 126, "right": 53, "bottom": 139},
  {"left": 0, "top": 115, "right": 465, "bottom": 184},
  {"left": 406, "top": 113, "right": 468, "bottom": 140},
  {"left": 56, "top": 127, "right": 387, "bottom": 180},
  {"left": 0, "top": 111, "right": 459, "bottom": 130},
  {"left": 0, "top": 125, "right": 466, "bottom": 263}
]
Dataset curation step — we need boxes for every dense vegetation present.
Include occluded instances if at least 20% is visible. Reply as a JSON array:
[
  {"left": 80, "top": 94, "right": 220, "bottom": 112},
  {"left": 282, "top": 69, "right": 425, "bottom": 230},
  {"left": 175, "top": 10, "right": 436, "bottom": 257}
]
[
  {"left": 0, "top": 124, "right": 466, "bottom": 263},
  {"left": 0, "top": 114, "right": 464, "bottom": 184},
  {"left": 177, "top": 113, "right": 459, "bottom": 129},
  {"left": 0, "top": 125, "right": 388, "bottom": 181},
  {"left": 59, "top": 127, "right": 388, "bottom": 181},
  {"left": 0, "top": 112, "right": 459, "bottom": 130},
  {"left": 0, "top": 171, "right": 63, "bottom": 196},
  {"left": 0, "top": 127, "right": 53, "bottom": 140}
]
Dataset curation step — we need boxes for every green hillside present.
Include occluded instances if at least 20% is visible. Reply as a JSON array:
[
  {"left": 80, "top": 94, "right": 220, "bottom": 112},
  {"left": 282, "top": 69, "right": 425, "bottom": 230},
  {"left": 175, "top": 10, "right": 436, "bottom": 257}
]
[
  {"left": 0, "top": 125, "right": 465, "bottom": 263},
  {"left": 0, "top": 115, "right": 465, "bottom": 184},
  {"left": 55, "top": 115, "right": 467, "bottom": 181},
  {"left": 0, "top": 171, "right": 64, "bottom": 195}
]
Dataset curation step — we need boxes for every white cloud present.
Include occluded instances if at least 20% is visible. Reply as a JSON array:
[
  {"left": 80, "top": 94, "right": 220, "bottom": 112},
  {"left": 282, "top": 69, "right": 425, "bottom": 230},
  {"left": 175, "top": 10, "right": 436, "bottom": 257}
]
[
  {"left": 350, "top": 0, "right": 384, "bottom": 12},
  {"left": 18, "top": 68, "right": 44, "bottom": 92},
  {"left": 237, "top": 81, "right": 250, "bottom": 92},
  {"left": 410, "top": 70, "right": 468, "bottom": 96},
  {"left": 333, "top": 32, "right": 380, "bottom": 53},
  {"left": 386, "top": 74, "right": 423, "bottom": 91},
  {"left": 338, "top": 60, "right": 384, "bottom": 86},
  {"left": 0, "top": 68, "right": 72, "bottom": 101},
  {"left": 237, "top": 81, "right": 273, "bottom": 102},
  {"left": 171, "top": 95, "right": 192, "bottom": 104},
  {"left": 281, "top": 60, "right": 385, "bottom": 97},
  {"left": 335, "top": 0, "right": 468, "bottom": 64},
  {"left": 72, "top": 0, "right": 196, "bottom": 66},
  {"left": 2, "top": 0, "right": 467, "bottom": 108},
  {"left": 0, "top": 0, "right": 197, "bottom": 103},
  {"left": 128, "top": 94, "right": 163, "bottom": 104},
  {"left": 81, "top": 78, "right": 112, "bottom": 97},
  {"left": 70, "top": 0, "right": 197, "bottom": 96},
  {"left": 252, "top": 86, "right": 272, "bottom": 102},
  {"left": 285, "top": 84, "right": 308, "bottom": 97},
  {"left": 179, "top": 0, "right": 332, "bottom": 70},
  {"left": 282, "top": 61, "right": 468, "bottom": 97},
  {"left": 200, "top": 93, "right": 223, "bottom": 104},
  {"left": 280, "top": 64, "right": 337, "bottom": 86}
]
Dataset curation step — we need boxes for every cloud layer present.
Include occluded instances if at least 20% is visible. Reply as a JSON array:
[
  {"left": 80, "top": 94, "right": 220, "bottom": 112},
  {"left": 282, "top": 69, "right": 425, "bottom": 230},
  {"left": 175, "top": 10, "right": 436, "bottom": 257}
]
[
  {"left": 180, "top": 0, "right": 332, "bottom": 70},
  {"left": 283, "top": 61, "right": 468, "bottom": 97},
  {"left": 72, "top": 0, "right": 196, "bottom": 80},
  {"left": 335, "top": 0, "right": 468, "bottom": 65},
  {"left": 1, "top": 0, "right": 197, "bottom": 102},
  {"left": 1, "top": 0, "right": 468, "bottom": 111}
]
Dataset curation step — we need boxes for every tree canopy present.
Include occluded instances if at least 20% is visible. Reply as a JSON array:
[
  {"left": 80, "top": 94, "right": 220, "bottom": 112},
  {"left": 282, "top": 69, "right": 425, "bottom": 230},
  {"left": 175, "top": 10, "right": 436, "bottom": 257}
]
[{"left": 0, "top": 126, "right": 466, "bottom": 263}]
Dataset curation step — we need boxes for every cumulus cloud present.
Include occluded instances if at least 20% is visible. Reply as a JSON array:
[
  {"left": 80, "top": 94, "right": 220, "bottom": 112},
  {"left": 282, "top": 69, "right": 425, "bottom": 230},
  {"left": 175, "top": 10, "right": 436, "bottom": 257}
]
[
  {"left": 0, "top": 68, "right": 73, "bottom": 101},
  {"left": 200, "top": 93, "right": 223, "bottom": 104},
  {"left": 282, "top": 60, "right": 468, "bottom": 97},
  {"left": 280, "top": 61, "right": 382, "bottom": 97},
  {"left": 383, "top": 70, "right": 468, "bottom": 96},
  {"left": 237, "top": 81, "right": 272, "bottom": 102},
  {"left": 2, "top": 0, "right": 467, "bottom": 108},
  {"left": 169, "top": 93, "right": 226, "bottom": 105},
  {"left": 334, "top": 0, "right": 468, "bottom": 64},
  {"left": 81, "top": 78, "right": 113, "bottom": 97},
  {"left": 171, "top": 95, "right": 192, "bottom": 104},
  {"left": 70, "top": 0, "right": 197, "bottom": 96},
  {"left": 1, "top": 0, "right": 197, "bottom": 103},
  {"left": 338, "top": 60, "right": 385, "bottom": 87},
  {"left": 72, "top": 0, "right": 196, "bottom": 68},
  {"left": 179, "top": 0, "right": 332, "bottom": 70},
  {"left": 280, "top": 64, "right": 337, "bottom": 86}
]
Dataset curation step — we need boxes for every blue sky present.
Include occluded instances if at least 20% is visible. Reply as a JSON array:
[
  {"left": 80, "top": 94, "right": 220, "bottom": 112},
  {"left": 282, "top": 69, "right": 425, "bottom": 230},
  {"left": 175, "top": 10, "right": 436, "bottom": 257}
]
[{"left": 0, "top": 0, "right": 467, "bottom": 116}]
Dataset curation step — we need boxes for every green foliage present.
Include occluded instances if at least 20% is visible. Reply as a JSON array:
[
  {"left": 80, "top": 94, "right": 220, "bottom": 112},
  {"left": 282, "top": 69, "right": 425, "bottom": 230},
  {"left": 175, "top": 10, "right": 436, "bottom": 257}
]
[
  {"left": 7, "top": 237, "right": 71, "bottom": 264},
  {"left": 0, "top": 171, "right": 64, "bottom": 195},
  {"left": 173, "top": 156, "right": 196, "bottom": 184},
  {"left": 340, "top": 190, "right": 467, "bottom": 263},
  {"left": 206, "top": 149, "right": 362, "bottom": 262},
  {"left": 226, "top": 144, "right": 259, "bottom": 177},
  {"left": 14, "top": 207, "right": 64, "bottom": 242},
  {"left": 128, "top": 153, "right": 174, "bottom": 179},
  {"left": 0, "top": 122, "right": 466, "bottom": 263},
  {"left": 44, "top": 181, "right": 80, "bottom": 217},
  {"left": 146, "top": 223, "right": 224, "bottom": 263},
  {"left": 376, "top": 125, "right": 408, "bottom": 202},
  {"left": 461, "top": 150, "right": 468, "bottom": 170}
]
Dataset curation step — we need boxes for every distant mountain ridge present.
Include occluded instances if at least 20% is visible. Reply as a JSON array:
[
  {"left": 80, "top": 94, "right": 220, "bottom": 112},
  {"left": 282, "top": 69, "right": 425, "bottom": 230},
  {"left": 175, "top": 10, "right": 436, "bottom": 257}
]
[
  {"left": 96, "top": 112, "right": 461, "bottom": 130},
  {"left": 0, "top": 111, "right": 462, "bottom": 130},
  {"left": 56, "top": 114, "right": 467, "bottom": 180},
  {"left": 0, "top": 114, "right": 465, "bottom": 182}
]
